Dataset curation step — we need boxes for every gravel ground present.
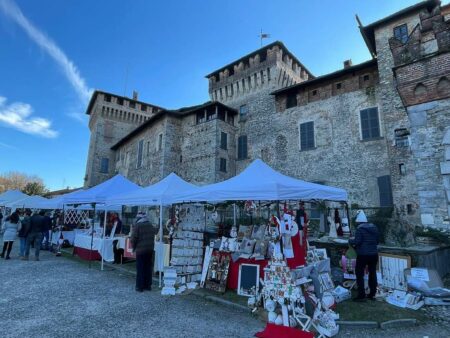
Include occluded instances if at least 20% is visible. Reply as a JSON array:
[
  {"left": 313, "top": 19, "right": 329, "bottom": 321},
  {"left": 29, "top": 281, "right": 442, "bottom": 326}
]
[
  {"left": 1, "top": 244, "right": 449, "bottom": 338},
  {"left": 0, "top": 246, "right": 264, "bottom": 338}
]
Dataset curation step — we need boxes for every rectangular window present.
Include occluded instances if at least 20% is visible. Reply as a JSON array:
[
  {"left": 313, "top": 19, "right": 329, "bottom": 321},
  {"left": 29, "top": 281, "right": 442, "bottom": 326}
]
[
  {"left": 238, "top": 135, "right": 248, "bottom": 160},
  {"left": 220, "top": 132, "right": 227, "bottom": 150},
  {"left": 239, "top": 105, "right": 248, "bottom": 119},
  {"left": 377, "top": 175, "right": 393, "bottom": 207},
  {"left": 260, "top": 70, "right": 264, "bottom": 84},
  {"left": 395, "top": 128, "right": 410, "bottom": 147},
  {"left": 267, "top": 68, "right": 271, "bottom": 81},
  {"left": 242, "top": 79, "right": 245, "bottom": 90},
  {"left": 360, "top": 107, "right": 380, "bottom": 140},
  {"left": 100, "top": 158, "right": 109, "bottom": 173},
  {"left": 286, "top": 93, "right": 297, "bottom": 109},
  {"left": 300, "top": 121, "right": 315, "bottom": 150},
  {"left": 129, "top": 101, "right": 136, "bottom": 109},
  {"left": 137, "top": 140, "right": 144, "bottom": 168},
  {"left": 104, "top": 94, "right": 111, "bottom": 102},
  {"left": 399, "top": 163, "right": 406, "bottom": 175},
  {"left": 147, "top": 141, "right": 151, "bottom": 155},
  {"left": 158, "top": 133, "right": 163, "bottom": 151},
  {"left": 219, "top": 158, "right": 227, "bottom": 172},
  {"left": 117, "top": 97, "right": 124, "bottom": 105},
  {"left": 394, "top": 24, "right": 408, "bottom": 44},
  {"left": 141, "top": 104, "right": 147, "bottom": 112}
]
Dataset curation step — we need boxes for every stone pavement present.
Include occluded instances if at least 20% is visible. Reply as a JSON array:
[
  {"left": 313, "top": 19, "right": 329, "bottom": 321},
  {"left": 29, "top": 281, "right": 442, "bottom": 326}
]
[
  {"left": 1, "top": 245, "right": 449, "bottom": 338},
  {"left": 0, "top": 247, "right": 264, "bottom": 338}
]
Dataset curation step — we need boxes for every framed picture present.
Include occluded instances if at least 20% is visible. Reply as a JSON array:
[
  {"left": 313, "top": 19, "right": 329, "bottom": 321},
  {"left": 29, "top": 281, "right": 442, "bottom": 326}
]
[
  {"left": 238, "top": 263, "right": 260, "bottom": 297},
  {"left": 237, "top": 225, "right": 253, "bottom": 240},
  {"left": 205, "top": 253, "right": 231, "bottom": 293},
  {"left": 319, "top": 272, "right": 334, "bottom": 291}
]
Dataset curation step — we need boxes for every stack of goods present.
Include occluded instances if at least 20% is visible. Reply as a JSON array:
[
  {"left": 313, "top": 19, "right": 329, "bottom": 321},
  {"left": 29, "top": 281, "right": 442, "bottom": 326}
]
[
  {"left": 161, "top": 267, "right": 177, "bottom": 296},
  {"left": 170, "top": 205, "right": 205, "bottom": 285},
  {"left": 262, "top": 254, "right": 303, "bottom": 327},
  {"left": 259, "top": 251, "right": 340, "bottom": 337}
]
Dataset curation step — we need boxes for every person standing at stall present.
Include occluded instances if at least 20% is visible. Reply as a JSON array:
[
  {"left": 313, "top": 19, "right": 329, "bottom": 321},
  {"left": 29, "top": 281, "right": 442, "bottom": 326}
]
[
  {"left": 349, "top": 210, "right": 379, "bottom": 301},
  {"left": 18, "top": 209, "right": 32, "bottom": 257},
  {"left": 130, "top": 212, "right": 157, "bottom": 292},
  {"left": 23, "top": 210, "right": 45, "bottom": 261},
  {"left": 1, "top": 211, "right": 21, "bottom": 259}
]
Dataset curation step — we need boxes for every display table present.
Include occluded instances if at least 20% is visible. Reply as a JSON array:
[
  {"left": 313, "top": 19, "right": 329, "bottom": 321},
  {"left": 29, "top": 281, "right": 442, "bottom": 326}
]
[
  {"left": 73, "top": 234, "right": 126, "bottom": 262},
  {"left": 212, "top": 251, "right": 268, "bottom": 290},
  {"left": 50, "top": 231, "right": 76, "bottom": 245}
]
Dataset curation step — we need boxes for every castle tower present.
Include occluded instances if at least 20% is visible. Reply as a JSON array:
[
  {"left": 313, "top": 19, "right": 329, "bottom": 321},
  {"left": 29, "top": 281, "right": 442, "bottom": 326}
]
[
  {"left": 206, "top": 41, "right": 312, "bottom": 108},
  {"left": 388, "top": 1, "right": 450, "bottom": 227},
  {"left": 84, "top": 90, "right": 163, "bottom": 187}
]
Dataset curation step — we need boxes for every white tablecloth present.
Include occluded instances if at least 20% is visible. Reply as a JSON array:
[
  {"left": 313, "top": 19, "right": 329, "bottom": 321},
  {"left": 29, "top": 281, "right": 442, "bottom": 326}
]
[
  {"left": 154, "top": 242, "right": 170, "bottom": 272},
  {"left": 74, "top": 234, "right": 126, "bottom": 262}
]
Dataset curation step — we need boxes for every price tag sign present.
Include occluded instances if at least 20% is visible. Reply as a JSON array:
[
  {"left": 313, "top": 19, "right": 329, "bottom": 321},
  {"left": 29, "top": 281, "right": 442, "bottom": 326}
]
[{"left": 411, "top": 268, "right": 429, "bottom": 281}]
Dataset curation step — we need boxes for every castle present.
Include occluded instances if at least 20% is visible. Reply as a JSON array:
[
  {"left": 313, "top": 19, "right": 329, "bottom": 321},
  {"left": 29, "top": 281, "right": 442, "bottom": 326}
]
[{"left": 84, "top": 0, "right": 450, "bottom": 230}]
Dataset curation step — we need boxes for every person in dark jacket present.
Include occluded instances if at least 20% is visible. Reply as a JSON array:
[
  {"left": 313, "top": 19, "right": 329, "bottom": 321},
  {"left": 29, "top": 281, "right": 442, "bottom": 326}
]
[
  {"left": 41, "top": 212, "right": 52, "bottom": 250},
  {"left": 349, "top": 210, "right": 379, "bottom": 301},
  {"left": 23, "top": 210, "right": 46, "bottom": 261},
  {"left": 18, "top": 209, "right": 32, "bottom": 257},
  {"left": 130, "top": 212, "right": 157, "bottom": 292}
]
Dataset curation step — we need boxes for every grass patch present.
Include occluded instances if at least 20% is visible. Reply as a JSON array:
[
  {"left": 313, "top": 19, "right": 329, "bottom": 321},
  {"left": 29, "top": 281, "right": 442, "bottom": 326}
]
[{"left": 336, "top": 291, "right": 428, "bottom": 323}]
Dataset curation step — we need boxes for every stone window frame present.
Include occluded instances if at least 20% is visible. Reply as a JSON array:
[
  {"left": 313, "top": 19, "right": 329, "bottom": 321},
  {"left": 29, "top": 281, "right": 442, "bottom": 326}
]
[
  {"left": 298, "top": 120, "right": 316, "bottom": 151},
  {"left": 136, "top": 139, "right": 144, "bottom": 169},
  {"left": 100, "top": 157, "right": 109, "bottom": 174},
  {"left": 219, "top": 158, "right": 227, "bottom": 173},
  {"left": 358, "top": 105, "right": 383, "bottom": 141},
  {"left": 220, "top": 131, "right": 228, "bottom": 150},
  {"left": 157, "top": 133, "right": 163, "bottom": 152}
]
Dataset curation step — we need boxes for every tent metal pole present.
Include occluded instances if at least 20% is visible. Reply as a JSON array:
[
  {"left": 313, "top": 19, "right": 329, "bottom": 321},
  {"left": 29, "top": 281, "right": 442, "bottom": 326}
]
[
  {"left": 159, "top": 202, "right": 163, "bottom": 288},
  {"left": 89, "top": 203, "right": 96, "bottom": 269},
  {"left": 101, "top": 206, "right": 108, "bottom": 271},
  {"left": 233, "top": 203, "right": 236, "bottom": 227}
]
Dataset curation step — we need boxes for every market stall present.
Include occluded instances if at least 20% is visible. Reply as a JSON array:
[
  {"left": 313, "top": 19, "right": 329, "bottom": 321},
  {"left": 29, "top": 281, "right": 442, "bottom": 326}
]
[
  {"left": 106, "top": 172, "right": 199, "bottom": 283},
  {"left": 62, "top": 174, "right": 140, "bottom": 265},
  {"left": 162, "top": 159, "right": 349, "bottom": 336}
]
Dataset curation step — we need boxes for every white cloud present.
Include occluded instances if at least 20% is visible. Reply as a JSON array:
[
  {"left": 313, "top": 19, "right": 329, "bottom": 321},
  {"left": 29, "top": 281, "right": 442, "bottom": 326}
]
[
  {"left": 0, "top": 96, "right": 58, "bottom": 138},
  {"left": 0, "top": 0, "right": 93, "bottom": 119}
]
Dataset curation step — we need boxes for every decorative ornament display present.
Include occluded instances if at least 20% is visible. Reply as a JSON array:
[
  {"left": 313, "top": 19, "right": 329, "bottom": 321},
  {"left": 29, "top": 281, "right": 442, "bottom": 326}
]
[
  {"left": 230, "top": 226, "right": 238, "bottom": 238},
  {"left": 244, "top": 200, "right": 257, "bottom": 215}
]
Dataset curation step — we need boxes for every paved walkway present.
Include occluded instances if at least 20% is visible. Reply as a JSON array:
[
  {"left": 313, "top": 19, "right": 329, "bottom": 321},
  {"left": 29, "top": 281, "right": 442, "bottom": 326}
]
[
  {"left": 1, "top": 245, "right": 449, "bottom": 338},
  {"left": 0, "top": 247, "right": 263, "bottom": 338}
]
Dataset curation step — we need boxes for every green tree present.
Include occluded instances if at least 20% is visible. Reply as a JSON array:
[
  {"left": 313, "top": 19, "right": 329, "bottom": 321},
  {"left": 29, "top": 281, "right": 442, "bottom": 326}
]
[{"left": 22, "top": 181, "right": 48, "bottom": 196}]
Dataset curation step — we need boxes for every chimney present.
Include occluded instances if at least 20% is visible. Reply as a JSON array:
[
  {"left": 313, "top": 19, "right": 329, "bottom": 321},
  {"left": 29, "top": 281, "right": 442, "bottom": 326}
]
[
  {"left": 132, "top": 91, "right": 139, "bottom": 100},
  {"left": 343, "top": 59, "right": 353, "bottom": 69}
]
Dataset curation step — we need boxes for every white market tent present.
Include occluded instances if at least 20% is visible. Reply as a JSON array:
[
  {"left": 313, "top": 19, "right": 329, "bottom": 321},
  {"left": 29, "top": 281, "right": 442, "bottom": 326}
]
[
  {"left": 105, "top": 172, "right": 197, "bottom": 207},
  {"left": 34, "top": 189, "right": 83, "bottom": 210},
  {"left": 6, "top": 195, "right": 48, "bottom": 209},
  {"left": 105, "top": 172, "right": 198, "bottom": 282},
  {"left": 63, "top": 174, "right": 140, "bottom": 205},
  {"left": 0, "top": 190, "right": 29, "bottom": 206},
  {"left": 173, "top": 159, "right": 348, "bottom": 202},
  {"left": 62, "top": 174, "right": 141, "bottom": 269}
]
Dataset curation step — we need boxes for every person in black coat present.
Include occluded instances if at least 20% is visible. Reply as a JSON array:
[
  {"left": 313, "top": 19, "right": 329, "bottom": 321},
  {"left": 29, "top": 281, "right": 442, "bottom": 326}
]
[
  {"left": 349, "top": 210, "right": 379, "bottom": 301},
  {"left": 23, "top": 210, "right": 45, "bottom": 261}
]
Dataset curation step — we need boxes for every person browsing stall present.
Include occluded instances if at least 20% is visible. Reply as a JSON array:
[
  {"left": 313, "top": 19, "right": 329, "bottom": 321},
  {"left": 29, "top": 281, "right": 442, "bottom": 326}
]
[
  {"left": 130, "top": 212, "right": 157, "bottom": 292},
  {"left": 349, "top": 210, "right": 379, "bottom": 301}
]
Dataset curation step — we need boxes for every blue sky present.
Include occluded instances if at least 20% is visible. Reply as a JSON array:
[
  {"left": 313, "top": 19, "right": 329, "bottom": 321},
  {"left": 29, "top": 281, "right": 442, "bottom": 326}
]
[{"left": 0, "top": 0, "right": 433, "bottom": 190}]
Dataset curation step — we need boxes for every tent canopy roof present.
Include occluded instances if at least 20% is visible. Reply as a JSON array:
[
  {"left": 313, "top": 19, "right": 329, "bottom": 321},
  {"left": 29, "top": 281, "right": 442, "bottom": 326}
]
[
  {"left": 6, "top": 195, "right": 48, "bottom": 209},
  {"left": 173, "top": 159, "right": 348, "bottom": 202},
  {"left": 64, "top": 175, "right": 140, "bottom": 205},
  {"left": 106, "top": 172, "right": 197, "bottom": 206},
  {"left": 0, "top": 190, "right": 29, "bottom": 206}
]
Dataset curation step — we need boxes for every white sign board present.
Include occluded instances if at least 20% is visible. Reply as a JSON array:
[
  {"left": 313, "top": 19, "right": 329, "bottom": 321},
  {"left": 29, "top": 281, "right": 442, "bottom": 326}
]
[{"left": 411, "top": 268, "right": 430, "bottom": 282}]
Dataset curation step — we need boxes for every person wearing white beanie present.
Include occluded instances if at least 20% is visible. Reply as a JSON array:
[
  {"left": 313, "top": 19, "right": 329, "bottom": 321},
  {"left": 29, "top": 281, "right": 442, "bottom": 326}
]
[{"left": 349, "top": 210, "right": 379, "bottom": 301}]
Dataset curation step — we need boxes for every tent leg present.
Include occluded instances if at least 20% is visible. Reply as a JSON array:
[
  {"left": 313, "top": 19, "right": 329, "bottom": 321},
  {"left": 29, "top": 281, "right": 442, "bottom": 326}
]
[
  {"left": 159, "top": 203, "right": 163, "bottom": 288},
  {"left": 101, "top": 207, "right": 108, "bottom": 271}
]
